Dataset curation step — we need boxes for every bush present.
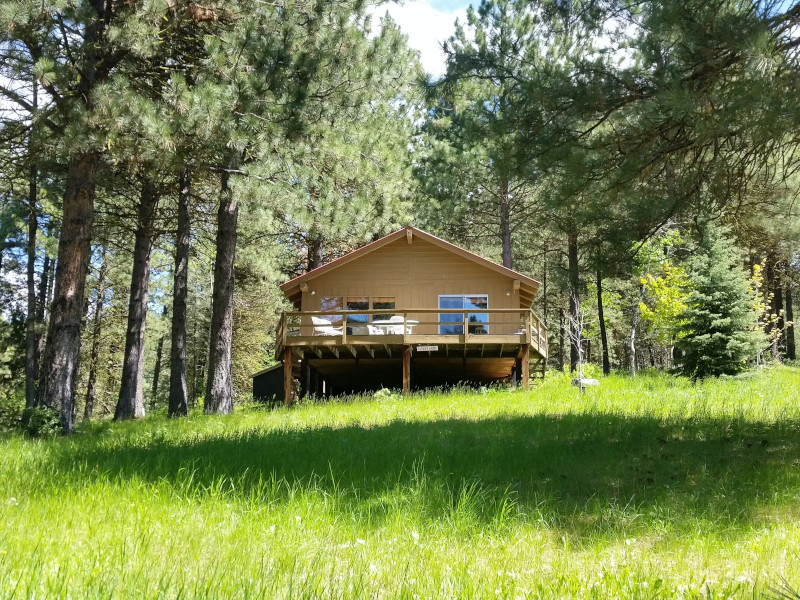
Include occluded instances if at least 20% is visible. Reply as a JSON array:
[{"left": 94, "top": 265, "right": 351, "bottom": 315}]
[
  {"left": 20, "top": 406, "right": 62, "bottom": 437},
  {"left": 0, "top": 390, "right": 24, "bottom": 432}
]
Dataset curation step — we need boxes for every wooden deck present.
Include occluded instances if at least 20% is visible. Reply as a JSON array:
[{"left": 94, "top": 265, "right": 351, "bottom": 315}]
[{"left": 274, "top": 309, "right": 548, "bottom": 404}]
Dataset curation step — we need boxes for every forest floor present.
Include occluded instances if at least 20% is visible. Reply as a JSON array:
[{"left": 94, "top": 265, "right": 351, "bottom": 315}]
[{"left": 1, "top": 366, "right": 800, "bottom": 599}]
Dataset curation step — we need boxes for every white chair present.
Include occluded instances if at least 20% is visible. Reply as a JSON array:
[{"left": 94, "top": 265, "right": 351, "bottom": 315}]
[
  {"left": 311, "top": 316, "right": 342, "bottom": 336},
  {"left": 383, "top": 315, "right": 406, "bottom": 335}
]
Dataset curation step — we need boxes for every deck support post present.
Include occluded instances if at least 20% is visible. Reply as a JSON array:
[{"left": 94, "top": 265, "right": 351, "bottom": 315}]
[
  {"left": 283, "top": 347, "right": 293, "bottom": 407},
  {"left": 402, "top": 345, "right": 411, "bottom": 395},
  {"left": 521, "top": 344, "right": 530, "bottom": 391}
]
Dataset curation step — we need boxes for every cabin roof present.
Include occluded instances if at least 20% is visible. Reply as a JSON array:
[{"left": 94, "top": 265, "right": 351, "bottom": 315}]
[{"left": 280, "top": 226, "right": 541, "bottom": 305}]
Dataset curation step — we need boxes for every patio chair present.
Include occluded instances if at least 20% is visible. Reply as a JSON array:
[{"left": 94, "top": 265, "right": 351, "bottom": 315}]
[
  {"left": 384, "top": 315, "right": 416, "bottom": 334},
  {"left": 311, "top": 316, "right": 343, "bottom": 336}
]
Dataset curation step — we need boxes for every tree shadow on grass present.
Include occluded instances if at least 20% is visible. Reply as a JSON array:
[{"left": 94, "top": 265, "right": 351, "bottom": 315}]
[{"left": 54, "top": 413, "right": 800, "bottom": 540}]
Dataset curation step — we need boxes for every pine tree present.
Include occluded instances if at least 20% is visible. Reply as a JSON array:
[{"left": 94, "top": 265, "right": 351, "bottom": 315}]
[
  {"left": 676, "top": 222, "right": 764, "bottom": 379},
  {"left": 417, "top": 0, "right": 542, "bottom": 269}
]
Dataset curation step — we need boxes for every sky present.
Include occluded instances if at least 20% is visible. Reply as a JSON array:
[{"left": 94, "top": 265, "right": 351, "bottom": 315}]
[{"left": 377, "top": 0, "right": 472, "bottom": 77}]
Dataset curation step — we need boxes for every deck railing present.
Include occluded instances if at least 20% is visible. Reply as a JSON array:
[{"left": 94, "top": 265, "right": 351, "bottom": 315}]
[{"left": 276, "top": 308, "right": 548, "bottom": 359}]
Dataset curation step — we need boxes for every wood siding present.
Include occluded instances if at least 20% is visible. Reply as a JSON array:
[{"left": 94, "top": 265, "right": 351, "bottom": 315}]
[{"left": 300, "top": 237, "right": 524, "bottom": 335}]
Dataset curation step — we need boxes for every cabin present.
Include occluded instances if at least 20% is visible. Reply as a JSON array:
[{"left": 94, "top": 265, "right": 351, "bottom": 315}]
[{"left": 264, "top": 226, "right": 547, "bottom": 404}]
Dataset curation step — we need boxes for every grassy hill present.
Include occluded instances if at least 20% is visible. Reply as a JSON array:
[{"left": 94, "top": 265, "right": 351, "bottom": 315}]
[{"left": 2, "top": 367, "right": 800, "bottom": 598}]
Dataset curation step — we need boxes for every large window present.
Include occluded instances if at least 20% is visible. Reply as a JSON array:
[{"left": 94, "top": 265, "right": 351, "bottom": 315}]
[{"left": 438, "top": 295, "right": 489, "bottom": 334}]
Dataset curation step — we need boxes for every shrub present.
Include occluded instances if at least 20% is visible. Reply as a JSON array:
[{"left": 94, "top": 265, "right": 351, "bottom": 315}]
[
  {"left": 20, "top": 406, "right": 62, "bottom": 437},
  {"left": 0, "top": 390, "right": 24, "bottom": 432}
]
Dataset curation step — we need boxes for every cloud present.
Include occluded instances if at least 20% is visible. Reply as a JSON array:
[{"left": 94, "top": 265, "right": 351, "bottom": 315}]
[{"left": 374, "top": 1, "right": 468, "bottom": 78}]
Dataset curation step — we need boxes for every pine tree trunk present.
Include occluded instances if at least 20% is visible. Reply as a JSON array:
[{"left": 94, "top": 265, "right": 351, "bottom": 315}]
[
  {"left": 84, "top": 247, "right": 107, "bottom": 420},
  {"left": 205, "top": 169, "right": 238, "bottom": 414},
  {"left": 35, "top": 254, "right": 51, "bottom": 385},
  {"left": 25, "top": 171, "right": 38, "bottom": 409},
  {"left": 307, "top": 233, "right": 323, "bottom": 271},
  {"left": 37, "top": 255, "right": 50, "bottom": 322},
  {"left": 37, "top": 152, "right": 98, "bottom": 433},
  {"left": 597, "top": 268, "right": 611, "bottom": 376},
  {"left": 169, "top": 166, "right": 191, "bottom": 417},
  {"left": 114, "top": 181, "right": 159, "bottom": 420},
  {"left": 25, "top": 69, "right": 40, "bottom": 410},
  {"left": 568, "top": 231, "right": 580, "bottom": 373},
  {"left": 44, "top": 253, "right": 55, "bottom": 317},
  {"left": 500, "top": 179, "right": 512, "bottom": 269},
  {"left": 786, "top": 284, "right": 796, "bottom": 361}
]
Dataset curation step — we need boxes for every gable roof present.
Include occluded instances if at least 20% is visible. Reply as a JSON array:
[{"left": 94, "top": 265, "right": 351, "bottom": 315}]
[{"left": 280, "top": 226, "right": 541, "bottom": 305}]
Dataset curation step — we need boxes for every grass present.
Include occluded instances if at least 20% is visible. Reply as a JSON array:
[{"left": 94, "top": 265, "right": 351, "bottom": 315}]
[{"left": 1, "top": 366, "right": 800, "bottom": 598}]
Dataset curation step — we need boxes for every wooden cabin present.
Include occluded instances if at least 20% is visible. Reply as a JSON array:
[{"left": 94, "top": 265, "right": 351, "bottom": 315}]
[{"left": 269, "top": 226, "right": 547, "bottom": 403}]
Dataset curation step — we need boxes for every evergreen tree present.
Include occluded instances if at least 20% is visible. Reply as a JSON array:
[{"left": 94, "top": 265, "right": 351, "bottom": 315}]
[
  {"left": 417, "top": 0, "right": 544, "bottom": 269},
  {"left": 271, "top": 13, "right": 418, "bottom": 275},
  {"left": 676, "top": 222, "right": 764, "bottom": 379}
]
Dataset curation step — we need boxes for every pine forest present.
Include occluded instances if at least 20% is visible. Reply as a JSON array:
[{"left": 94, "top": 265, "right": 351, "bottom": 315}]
[{"left": 0, "top": 0, "right": 798, "bottom": 429}]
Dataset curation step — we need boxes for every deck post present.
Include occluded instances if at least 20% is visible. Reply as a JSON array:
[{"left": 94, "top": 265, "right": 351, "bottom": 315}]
[
  {"left": 525, "top": 312, "right": 532, "bottom": 345},
  {"left": 521, "top": 343, "right": 530, "bottom": 391},
  {"left": 402, "top": 345, "right": 411, "bottom": 395},
  {"left": 283, "top": 347, "right": 293, "bottom": 407}
]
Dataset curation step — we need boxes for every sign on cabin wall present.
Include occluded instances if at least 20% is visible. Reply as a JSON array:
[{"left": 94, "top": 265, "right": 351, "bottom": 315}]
[{"left": 417, "top": 345, "right": 438, "bottom": 352}]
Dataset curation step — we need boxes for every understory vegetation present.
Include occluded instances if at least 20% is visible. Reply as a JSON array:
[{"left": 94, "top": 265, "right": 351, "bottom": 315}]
[{"left": 2, "top": 367, "right": 799, "bottom": 599}]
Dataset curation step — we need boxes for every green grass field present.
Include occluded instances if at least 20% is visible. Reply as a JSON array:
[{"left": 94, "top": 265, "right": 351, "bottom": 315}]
[{"left": 2, "top": 367, "right": 800, "bottom": 599}]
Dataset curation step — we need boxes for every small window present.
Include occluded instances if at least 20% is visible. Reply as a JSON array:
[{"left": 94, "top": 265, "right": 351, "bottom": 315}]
[
  {"left": 346, "top": 296, "right": 369, "bottom": 323},
  {"left": 438, "top": 294, "right": 489, "bottom": 334},
  {"left": 320, "top": 297, "right": 343, "bottom": 324},
  {"left": 372, "top": 297, "right": 396, "bottom": 321}
]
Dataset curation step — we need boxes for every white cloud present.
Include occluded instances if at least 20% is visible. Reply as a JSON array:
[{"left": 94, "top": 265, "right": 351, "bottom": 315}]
[{"left": 375, "top": 1, "right": 468, "bottom": 79}]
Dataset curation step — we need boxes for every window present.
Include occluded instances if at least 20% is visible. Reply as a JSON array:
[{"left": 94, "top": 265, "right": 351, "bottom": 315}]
[
  {"left": 321, "top": 296, "right": 396, "bottom": 323},
  {"left": 372, "top": 297, "right": 396, "bottom": 322},
  {"left": 438, "top": 295, "right": 489, "bottom": 334},
  {"left": 346, "top": 297, "right": 369, "bottom": 324},
  {"left": 320, "top": 297, "right": 343, "bottom": 324}
]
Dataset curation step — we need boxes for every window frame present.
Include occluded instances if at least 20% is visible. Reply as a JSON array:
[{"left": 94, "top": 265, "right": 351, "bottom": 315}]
[
  {"left": 321, "top": 296, "right": 397, "bottom": 323},
  {"left": 438, "top": 294, "right": 489, "bottom": 335}
]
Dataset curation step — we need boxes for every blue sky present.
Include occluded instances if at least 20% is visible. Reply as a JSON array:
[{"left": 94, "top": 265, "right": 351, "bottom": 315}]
[
  {"left": 428, "top": 0, "right": 472, "bottom": 10},
  {"left": 381, "top": 0, "right": 473, "bottom": 76}
]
